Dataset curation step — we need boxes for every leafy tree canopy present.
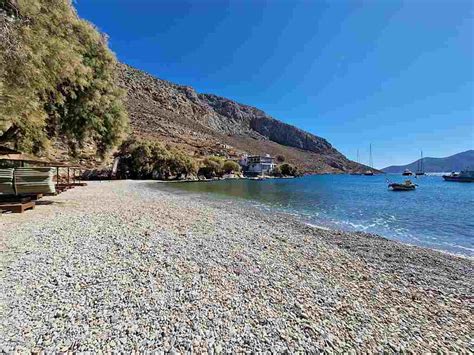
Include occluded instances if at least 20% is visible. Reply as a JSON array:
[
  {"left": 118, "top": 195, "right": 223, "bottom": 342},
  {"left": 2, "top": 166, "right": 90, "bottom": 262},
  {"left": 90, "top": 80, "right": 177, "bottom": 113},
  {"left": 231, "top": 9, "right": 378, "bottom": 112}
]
[
  {"left": 280, "top": 163, "right": 298, "bottom": 176},
  {"left": 0, "top": 0, "right": 128, "bottom": 155},
  {"left": 223, "top": 160, "right": 241, "bottom": 174},
  {"left": 198, "top": 156, "right": 223, "bottom": 178},
  {"left": 118, "top": 138, "right": 197, "bottom": 179}
]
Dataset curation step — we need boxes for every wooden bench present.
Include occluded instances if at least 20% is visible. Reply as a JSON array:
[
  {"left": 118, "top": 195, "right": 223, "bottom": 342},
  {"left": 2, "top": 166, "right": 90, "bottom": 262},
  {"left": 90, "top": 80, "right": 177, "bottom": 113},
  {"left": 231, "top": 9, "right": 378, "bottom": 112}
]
[{"left": 0, "top": 200, "right": 35, "bottom": 213}]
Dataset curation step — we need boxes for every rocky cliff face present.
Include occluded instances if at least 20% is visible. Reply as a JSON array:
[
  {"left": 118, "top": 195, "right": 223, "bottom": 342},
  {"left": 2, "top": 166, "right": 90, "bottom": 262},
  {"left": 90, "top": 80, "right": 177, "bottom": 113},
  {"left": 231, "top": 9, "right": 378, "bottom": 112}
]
[
  {"left": 199, "top": 94, "right": 339, "bottom": 155},
  {"left": 117, "top": 63, "right": 366, "bottom": 173}
]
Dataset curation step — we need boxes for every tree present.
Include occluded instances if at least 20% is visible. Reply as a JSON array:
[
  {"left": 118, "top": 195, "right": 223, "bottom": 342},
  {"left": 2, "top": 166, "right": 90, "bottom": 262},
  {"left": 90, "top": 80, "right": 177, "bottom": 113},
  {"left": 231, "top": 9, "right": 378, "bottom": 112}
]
[
  {"left": 271, "top": 165, "right": 282, "bottom": 177},
  {"left": 118, "top": 139, "right": 197, "bottom": 179},
  {"left": 223, "top": 160, "right": 241, "bottom": 174},
  {"left": 280, "top": 163, "right": 298, "bottom": 176},
  {"left": 0, "top": 0, "right": 128, "bottom": 155},
  {"left": 198, "top": 157, "right": 224, "bottom": 178}
]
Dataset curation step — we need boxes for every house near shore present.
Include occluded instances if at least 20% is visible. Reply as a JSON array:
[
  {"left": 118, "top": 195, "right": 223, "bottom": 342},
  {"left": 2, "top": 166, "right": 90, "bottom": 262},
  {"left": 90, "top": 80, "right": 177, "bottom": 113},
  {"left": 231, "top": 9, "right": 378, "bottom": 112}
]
[{"left": 239, "top": 154, "right": 276, "bottom": 176}]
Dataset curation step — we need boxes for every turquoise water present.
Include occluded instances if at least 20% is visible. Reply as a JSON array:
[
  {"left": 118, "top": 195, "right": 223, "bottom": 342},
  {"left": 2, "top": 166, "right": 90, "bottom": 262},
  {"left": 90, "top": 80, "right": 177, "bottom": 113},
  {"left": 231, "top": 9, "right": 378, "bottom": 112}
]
[{"left": 164, "top": 174, "right": 474, "bottom": 257}]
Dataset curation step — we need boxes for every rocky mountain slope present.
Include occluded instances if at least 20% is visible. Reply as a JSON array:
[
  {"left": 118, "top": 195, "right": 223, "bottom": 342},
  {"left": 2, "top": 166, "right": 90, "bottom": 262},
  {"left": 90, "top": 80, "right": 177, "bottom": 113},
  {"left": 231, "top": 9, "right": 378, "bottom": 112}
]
[
  {"left": 117, "top": 64, "right": 366, "bottom": 174},
  {"left": 382, "top": 150, "right": 474, "bottom": 173}
]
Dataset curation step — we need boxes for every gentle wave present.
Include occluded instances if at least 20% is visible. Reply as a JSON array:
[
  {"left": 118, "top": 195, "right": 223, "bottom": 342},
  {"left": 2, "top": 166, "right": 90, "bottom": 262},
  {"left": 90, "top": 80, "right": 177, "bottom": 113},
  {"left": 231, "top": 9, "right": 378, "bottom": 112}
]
[{"left": 162, "top": 174, "right": 474, "bottom": 257}]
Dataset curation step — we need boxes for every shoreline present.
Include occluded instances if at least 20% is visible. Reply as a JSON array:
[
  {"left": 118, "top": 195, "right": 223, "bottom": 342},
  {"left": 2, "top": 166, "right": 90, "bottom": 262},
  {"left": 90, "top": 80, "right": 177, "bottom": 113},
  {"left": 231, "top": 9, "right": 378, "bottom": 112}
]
[
  {"left": 1, "top": 181, "right": 472, "bottom": 352},
  {"left": 158, "top": 178, "right": 472, "bottom": 259}
]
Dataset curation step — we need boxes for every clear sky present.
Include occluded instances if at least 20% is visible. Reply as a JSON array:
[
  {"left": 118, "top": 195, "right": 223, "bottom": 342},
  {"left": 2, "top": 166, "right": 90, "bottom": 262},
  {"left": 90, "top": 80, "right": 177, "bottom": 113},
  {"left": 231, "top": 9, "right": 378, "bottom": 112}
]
[{"left": 75, "top": 0, "right": 473, "bottom": 168}]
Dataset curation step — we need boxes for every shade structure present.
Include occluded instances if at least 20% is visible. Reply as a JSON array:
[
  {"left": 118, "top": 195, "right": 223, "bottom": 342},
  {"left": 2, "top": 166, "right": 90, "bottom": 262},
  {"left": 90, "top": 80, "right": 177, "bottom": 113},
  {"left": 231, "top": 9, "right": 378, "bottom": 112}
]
[
  {"left": 0, "top": 146, "right": 52, "bottom": 164},
  {"left": 14, "top": 167, "right": 56, "bottom": 194},
  {"left": 0, "top": 168, "right": 15, "bottom": 195},
  {"left": 0, "top": 153, "right": 51, "bottom": 164}
]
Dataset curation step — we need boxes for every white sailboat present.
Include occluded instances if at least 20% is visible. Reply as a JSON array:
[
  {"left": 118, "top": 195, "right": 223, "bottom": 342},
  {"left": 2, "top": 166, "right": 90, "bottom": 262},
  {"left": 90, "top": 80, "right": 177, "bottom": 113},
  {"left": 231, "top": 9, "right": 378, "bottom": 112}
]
[
  {"left": 416, "top": 150, "right": 425, "bottom": 176},
  {"left": 351, "top": 149, "right": 362, "bottom": 175},
  {"left": 364, "top": 144, "right": 374, "bottom": 175}
]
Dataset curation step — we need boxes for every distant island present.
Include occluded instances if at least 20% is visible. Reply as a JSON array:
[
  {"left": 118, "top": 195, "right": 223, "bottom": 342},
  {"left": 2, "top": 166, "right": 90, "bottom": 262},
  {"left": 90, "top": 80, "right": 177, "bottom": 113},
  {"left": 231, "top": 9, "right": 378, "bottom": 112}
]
[{"left": 382, "top": 150, "right": 474, "bottom": 173}]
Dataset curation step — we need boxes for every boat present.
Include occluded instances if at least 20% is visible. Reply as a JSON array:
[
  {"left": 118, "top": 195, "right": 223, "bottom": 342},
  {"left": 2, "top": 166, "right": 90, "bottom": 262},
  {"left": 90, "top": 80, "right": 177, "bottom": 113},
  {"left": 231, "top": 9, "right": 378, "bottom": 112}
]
[
  {"left": 364, "top": 144, "right": 375, "bottom": 176},
  {"left": 442, "top": 170, "right": 474, "bottom": 182},
  {"left": 402, "top": 169, "right": 413, "bottom": 176},
  {"left": 415, "top": 150, "right": 425, "bottom": 176},
  {"left": 350, "top": 149, "right": 362, "bottom": 175},
  {"left": 388, "top": 180, "right": 417, "bottom": 191}
]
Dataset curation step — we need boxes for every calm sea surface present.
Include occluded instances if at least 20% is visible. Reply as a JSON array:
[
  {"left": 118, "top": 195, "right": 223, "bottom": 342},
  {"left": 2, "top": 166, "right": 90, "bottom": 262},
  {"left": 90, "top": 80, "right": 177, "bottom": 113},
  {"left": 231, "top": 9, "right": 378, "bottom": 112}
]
[{"left": 163, "top": 174, "right": 474, "bottom": 257}]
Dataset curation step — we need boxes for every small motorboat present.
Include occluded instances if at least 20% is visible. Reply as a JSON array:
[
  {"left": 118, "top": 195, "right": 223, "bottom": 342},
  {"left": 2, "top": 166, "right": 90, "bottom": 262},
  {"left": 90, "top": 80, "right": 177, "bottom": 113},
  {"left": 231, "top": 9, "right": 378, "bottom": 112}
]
[
  {"left": 402, "top": 169, "right": 413, "bottom": 176},
  {"left": 442, "top": 170, "right": 474, "bottom": 182},
  {"left": 364, "top": 170, "right": 374, "bottom": 176},
  {"left": 388, "top": 179, "right": 417, "bottom": 191}
]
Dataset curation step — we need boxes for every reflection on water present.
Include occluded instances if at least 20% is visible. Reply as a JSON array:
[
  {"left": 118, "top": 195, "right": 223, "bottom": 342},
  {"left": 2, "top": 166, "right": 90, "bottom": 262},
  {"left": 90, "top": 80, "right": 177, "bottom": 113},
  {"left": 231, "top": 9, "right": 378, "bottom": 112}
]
[{"left": 160, "top": 175, "right": 474, "bottom": 257}]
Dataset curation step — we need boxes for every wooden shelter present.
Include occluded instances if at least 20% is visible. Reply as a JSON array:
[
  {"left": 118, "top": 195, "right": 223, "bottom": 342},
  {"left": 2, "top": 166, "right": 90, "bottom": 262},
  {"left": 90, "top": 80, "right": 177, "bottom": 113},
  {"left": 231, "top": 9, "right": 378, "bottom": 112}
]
[
  {"left": 0, "top": 147, "right": 86, "bottom": 213},
  {"left": 0, "top": 146, "right": 52, "bottom": 166},
  {"left": 48, "top": 162, "right": 86, "bottom": 191}
]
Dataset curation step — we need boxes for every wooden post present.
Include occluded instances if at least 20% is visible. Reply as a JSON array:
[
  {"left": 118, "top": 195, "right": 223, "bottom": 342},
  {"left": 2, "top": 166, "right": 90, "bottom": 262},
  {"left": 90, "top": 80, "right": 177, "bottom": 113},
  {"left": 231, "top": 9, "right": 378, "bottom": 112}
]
[{"left": 67, "top": 167, "right": 70, "bottom": 186}]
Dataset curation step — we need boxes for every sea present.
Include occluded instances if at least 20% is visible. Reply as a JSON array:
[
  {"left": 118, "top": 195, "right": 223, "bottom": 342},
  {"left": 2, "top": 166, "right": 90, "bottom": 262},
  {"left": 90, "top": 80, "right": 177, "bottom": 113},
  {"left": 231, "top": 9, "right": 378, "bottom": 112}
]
[{"left": 163, "top": 174, "right": 474, "bottom": 257}]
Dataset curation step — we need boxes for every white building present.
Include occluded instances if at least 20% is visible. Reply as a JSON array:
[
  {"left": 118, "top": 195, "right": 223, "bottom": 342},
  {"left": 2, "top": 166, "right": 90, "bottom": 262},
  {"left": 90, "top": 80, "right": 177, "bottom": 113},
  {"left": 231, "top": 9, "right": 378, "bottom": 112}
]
[{"left": 240, "top": 154, "right": 276, "bottom": 175}]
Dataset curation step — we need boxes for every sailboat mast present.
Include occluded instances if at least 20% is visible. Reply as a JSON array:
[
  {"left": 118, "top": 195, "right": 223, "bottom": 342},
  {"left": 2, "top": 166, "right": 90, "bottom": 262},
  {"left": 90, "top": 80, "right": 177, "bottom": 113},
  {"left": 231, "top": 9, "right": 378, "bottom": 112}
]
[
  {"left": 357, "top": 149, "right": 359, "bottom": 164},
  {"left": 421, "top": 150, "right": 424, "bottom": 172},
  {"left": 369, "top": 144, "right": 373, "bottom": 168}
]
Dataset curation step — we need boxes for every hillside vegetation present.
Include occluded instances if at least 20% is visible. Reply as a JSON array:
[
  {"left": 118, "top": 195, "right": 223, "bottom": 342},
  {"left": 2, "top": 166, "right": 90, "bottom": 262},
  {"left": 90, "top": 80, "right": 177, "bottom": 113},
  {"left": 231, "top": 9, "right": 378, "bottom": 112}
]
[{"left": 0, "top": 0, "right": 128, "bottom": 156}]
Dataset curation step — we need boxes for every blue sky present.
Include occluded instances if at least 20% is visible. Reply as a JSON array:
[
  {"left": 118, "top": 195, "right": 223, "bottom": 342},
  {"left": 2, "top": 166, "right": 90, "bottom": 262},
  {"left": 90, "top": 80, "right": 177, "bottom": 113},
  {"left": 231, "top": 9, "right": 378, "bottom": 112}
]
[{"left": 75, "top": 0, "right": 473, "bottom": 168}]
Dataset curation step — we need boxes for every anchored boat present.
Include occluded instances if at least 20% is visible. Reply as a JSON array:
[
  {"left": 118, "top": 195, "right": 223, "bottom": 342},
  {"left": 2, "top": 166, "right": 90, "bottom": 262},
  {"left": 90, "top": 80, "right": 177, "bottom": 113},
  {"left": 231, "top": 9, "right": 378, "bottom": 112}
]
[
  {"left": 415, "top": 150, "right": 425, "bottom": 176},
  {"left": 442, "top": 170, "right": 474, "bottom": 182},
  {"left": 402, "top": 169, "right": 413, "bottom": 176},
  {"left": 351, "top": 149, "right": 362, "bottom": 175},
  {"left": 388, "top": 179, "right": 417, "bottom": 191},
  {"left": 364, "top": 144, "right": 375, "bottom": 176}
]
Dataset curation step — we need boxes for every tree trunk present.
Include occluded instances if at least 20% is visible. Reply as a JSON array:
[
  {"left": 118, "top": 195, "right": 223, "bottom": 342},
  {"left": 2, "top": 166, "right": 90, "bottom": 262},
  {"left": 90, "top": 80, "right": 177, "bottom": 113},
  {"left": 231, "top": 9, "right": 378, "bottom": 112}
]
[{"left": 0, "top": 124, "right": 20, "bottom": 145}]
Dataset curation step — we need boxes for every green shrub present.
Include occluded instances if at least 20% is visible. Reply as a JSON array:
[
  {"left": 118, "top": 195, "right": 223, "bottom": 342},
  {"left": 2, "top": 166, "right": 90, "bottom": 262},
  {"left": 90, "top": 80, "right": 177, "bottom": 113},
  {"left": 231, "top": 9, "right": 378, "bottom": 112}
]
[
  {"left": 197, "top": 156, "right": 241, "bottom": 178},
  {"left": 223, "top": 160, "right": 241, "bottom": 174},
  {"left": 280, "top": 163, "right": 298, "bottom": 176},
  {"left": 118, "top": 139, "right": 197, "bottom": 179},
  {"left": 198, "top": 157, "right": 224, "bottom": 178},
  {"left": 207, "top": 156, "right": 225, "bottom": 166},
  {"left": 271, "top": 165, "right": 282, "bottom": 177}
]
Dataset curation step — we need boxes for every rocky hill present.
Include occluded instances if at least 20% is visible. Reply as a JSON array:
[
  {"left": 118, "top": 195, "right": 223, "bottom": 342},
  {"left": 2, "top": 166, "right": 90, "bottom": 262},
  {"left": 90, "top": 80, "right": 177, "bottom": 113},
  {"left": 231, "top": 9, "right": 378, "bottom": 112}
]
[
  {"left": 383, "top": 150, "right": 474, "bottom": 173},
  {"left": 117, "top": 64, "right": 366, "bottom": 173}
]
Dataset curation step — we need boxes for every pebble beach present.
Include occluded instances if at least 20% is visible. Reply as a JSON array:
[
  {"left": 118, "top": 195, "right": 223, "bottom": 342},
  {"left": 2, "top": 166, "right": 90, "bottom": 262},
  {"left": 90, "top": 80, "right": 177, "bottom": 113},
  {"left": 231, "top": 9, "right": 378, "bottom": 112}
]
[{"left": 0, "top": 180, "right": 472, "bottom": 352}]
